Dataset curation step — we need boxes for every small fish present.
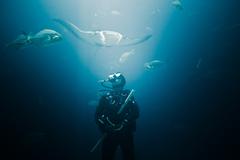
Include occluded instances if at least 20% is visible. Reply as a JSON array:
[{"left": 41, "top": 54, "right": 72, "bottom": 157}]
[
  {"left": 144, "top": 60, "right": 165, "bottom": 71},
  {"left": 53, "top": 19, "right": 152, "bottom": 47},
  {"left": 172, "top": 0, "right": 183, "bottom": 10},
  {"left": 119, "top": 49, "right": 135, "bottom": 64},
  {"left": 7, "top": 29, "right": 62, "bottom": 49}
]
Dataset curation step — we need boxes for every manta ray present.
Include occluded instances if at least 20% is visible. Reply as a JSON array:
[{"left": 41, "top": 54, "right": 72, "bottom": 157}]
[
  {"left": 53, "top": 19, "right": 152, "bottom": 47},
  {"left": 7, "top": 29, "right": 62, "bottom": 49}
]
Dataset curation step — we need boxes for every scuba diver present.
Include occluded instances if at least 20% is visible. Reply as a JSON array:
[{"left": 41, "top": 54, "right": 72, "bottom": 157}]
[{"left": 95, "top": 72, "right": 139, "bottom": 160}]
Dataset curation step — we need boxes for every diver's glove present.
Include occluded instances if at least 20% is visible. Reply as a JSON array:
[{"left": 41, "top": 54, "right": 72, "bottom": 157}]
[
  {"left": 112, "top": 119, "right": 129, "bottom": 132},
  {"left": 98, "top": 115, "right": 130, "bottom": 133}
]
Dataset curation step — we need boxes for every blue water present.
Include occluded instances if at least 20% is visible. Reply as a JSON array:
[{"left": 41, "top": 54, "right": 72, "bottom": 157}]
[{"left": 1, "top": 0, "right": 239, "bottom": 160}]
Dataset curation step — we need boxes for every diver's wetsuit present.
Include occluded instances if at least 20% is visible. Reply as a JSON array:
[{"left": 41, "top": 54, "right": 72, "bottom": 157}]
[{"left": 95, "top": 89, "right": 139, "bottom": 160}]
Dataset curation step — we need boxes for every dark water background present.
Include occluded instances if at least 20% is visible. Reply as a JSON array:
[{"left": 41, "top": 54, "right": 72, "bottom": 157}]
[{"left": 0, "top": 0, "right": 239, "bottom": 160}]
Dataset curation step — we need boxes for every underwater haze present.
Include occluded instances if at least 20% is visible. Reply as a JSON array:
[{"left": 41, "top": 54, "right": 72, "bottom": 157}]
[{"left": 1, "top": 0, "right": 239, "bottom": 160}]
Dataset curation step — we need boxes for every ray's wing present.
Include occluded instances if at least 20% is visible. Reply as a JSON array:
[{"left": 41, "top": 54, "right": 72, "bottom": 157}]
[
  {"left": 53, "top": 19, "right": 95, "bottom": 42},
  {"left": 53, "top": 19, "right": 82, "bottom": 39},
  {"left": 118, "top": 34, "right": 152, "bottom": 46}
]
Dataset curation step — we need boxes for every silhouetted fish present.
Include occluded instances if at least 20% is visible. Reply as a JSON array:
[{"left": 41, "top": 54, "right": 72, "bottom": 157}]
[{"left": 7, "top": 29, "right": 62, "bottom": 49}]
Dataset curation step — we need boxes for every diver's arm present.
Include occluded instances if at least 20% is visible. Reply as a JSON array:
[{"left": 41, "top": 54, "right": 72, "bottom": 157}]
[
  {"left": 96, "top": 96, "right": 125, "bottom": 133},
  {"left": 114, "top": 99, "right": 139, "bottom": 132},
  {"left": 111, "top": 101, "right": 139, "bottom": 132},
  {"left": 123, "top": 101, "right": 139, "bottom": 123},
  {"left": 95, "top": 96, "right": 108, "bottom": 132}
]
